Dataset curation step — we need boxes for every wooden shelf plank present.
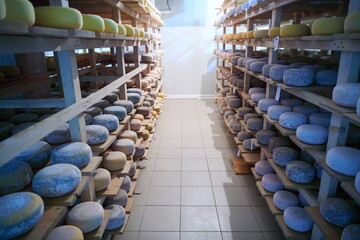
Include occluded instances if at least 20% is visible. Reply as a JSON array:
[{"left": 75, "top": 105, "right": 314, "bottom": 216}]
[
  {"left": 131, "top": 169, "right": 141, "bottom": 181},
  {"left": 136, "top": 126, "right": 145, "bottom": 136},
  {"left": 265, "top": 196, "right": 283, "bottom": 215},
  {"left": 251, "top": 167, "right": 262, "bottom": 181},
  {"left": 255, "top": 106, "right": 265, "bottom": 116},
  {"left": 96, "top": 177, "right": 124, "bottom": 197},
  {"left": 120, "top": 115, "right": 131, "bottom": 125},
  {"left": 256, "top": 181, "right": 274, "bottom": 197},
  {"left": 135, "top": 138, "right": 142, "bottom": 148},
  {"left": 261, "top": 147, "right": 273, "bottom": 160},
  {"left": 125, "top": 197, "right": 134, "bottom": 214},
  {"left": 135, "top": 96, "right": 145, "bottom": 107},
  {"left": 238, "top": 144, "right": 259, "bottom": 154},
  {"left": 109, "top": 160, "right": 132, "bottom": 177},
  {"left": 84, "top": 209, "right": 112, "bottom": 240},
  {"left": 110, "top": 124, "right": 125, "bottom": 136},
  {"left": 263, "top": 114, "right": 278, "bottom": 125},
  {"left": 253, "top": 138, "right": 266, "bottom": 148},
  {"left": 82, "top": 157, "right": 103, "bottom": 176},
  {"left": 275, "top": 215, "right": 311, "bottom": 240},
  {"left": 247, "top": 99, "right": 258, "bottom": 107},
  {"left": 275, "top": 123, "right": 296, "bottom": 137},
  {"left": 233, "top": 136, "right": 242, "bottom": 145},
  {"left": 341, "top": 182, "right": 360, "bottom": 205},
  {"left": 231, "top": 157, "right": 252, "bottom": 175},
  {"left": 143, "top": 137, "right": 151, "bottom": 149},
  {"left": 91, "top": 135, "right": 117, "bottom": 153},
  {"left": 242, "top": 152, "right": 261, "bottom": 164},
  {"left": 289, "top": 135, "right": 326, "bottom": 151},
  {"left": 128, "top": 180, "right": 137, "bottom": 197}
]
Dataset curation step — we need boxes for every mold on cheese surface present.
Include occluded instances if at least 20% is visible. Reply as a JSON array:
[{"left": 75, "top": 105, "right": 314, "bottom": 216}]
[
  {"left": 51, "top": 142, "right": 92, "bottom": 168},
  {"left": 0, "top": 160, "right": 33, "bottom": 196},
  {"left": 66, "top": 202, "right": 104, "bottom": 233}
]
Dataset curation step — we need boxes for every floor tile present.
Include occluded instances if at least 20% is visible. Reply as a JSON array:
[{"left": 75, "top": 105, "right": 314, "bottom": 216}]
[
  {"left": 146, "top": 186, "right": 181, "bottom": 205},
  {"left": 182, "top": 172, "right": 212, "bottom": 186},
  {"left": 157, "top": 148, "right": 182, "bottom": 159},
  {"left": 222, "top": 232, "right": 264, "bottom": 240},
  {"left": 133, "top": 185, "right": 149, "bottom": 205},
  {"left": 152, "top": 171, "right": 181, "bottom": 186},
  {"left": 252, "top": 207, "right": 281, "bottom": 232},
  {"left": 141, "top": 206, "right": 180, "bottom": 231},
  {"left": 182, "top": 131, "right": 202, "bottom": 140},
  {"left": 181, "top": 232, "right": 222, "bottom": 240},
  {"left": 138, "top": 159, "right": 156, "bottom": 171},
  {"left": 213, "top": 187, "right": 250, "bottom": 206},
  {"left": 207, "top": 158, "right": 233, "bottom": 171},
  {"left": 243, "top": 187, "right": 266, "bottom": 206},
  {"left": 138, "top": 232, "right": 180, "bottom": 240},
  {"left": 239, "top": 175, "right": 257, "bottom": 187},
  {"left": 210, "top": 171, "right": 243, "bottom": 187},
  {"left": 113, "top": 231, "right": 139, "bottom": 240},
  {"left": 181, "top": 139, "right": 204, "bottom": 148},
  {"left": 217, "top": 206, "right": 260, "bottom": 231},
  {"left": 155, "top": 158, "right": 182, "bottom": 171},
  {"left": 182, "top": 148, "right": 206, "bottom": 159},
  {"left": 181, "top": 206, "right": 220, "bottom": 231},
  {"left": 181, "top": 187, "right": 215, "bottom": 205},
  {"left": 125, "top": 206, "right": 145, "bottom": 231},
  {"left": 205, "top": 147, "right": 235, "bottom": 159},
  {"left": 137, "top": 171, "right": 154, "bottom": 186},
  {"left": 182, "top": 158, "right": 208, "bottom": 171},
  {"left": 161, "top": 132, "right": 182, "bottom": 140},
  {"left": 159, "top": 139, "right": 182, "bottom": 148},
  {"left": 262, "top": 232, "right": 286, "bottom": 240}
]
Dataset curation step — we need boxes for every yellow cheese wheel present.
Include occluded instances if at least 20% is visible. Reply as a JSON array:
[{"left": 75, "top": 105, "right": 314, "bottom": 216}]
[
  {"left": 118, "top": 24, "right": 126, "bottom": 35},
  {"left": 147, "top": 122, "right": 154, "bottom": 131},
  {"left": 142, "top": 130, "right": 150, "bottom": 140},
  {"left": 94, "top": 168, "right": 111, "bottom": 192},
  {"left": 241, "top": 32, "right": 247, "bottom": 39},
  {"left": 103, "top": 18, "right": 118, "bottom": 34},
  {"left": 246, "top": 31, "right": 254, "bottom": 39},
  {"left": 5, "top": 0, "right": 35, "bottom": 26},
  {"left": 0, "top": 0, "right": 5, "bottom": 20},
  {"left": 134, "top": 27, "right": 140, "bottom": 37},
  {"left": 124, "top": 24, "right": 135, "bottom": 36},
  {"left": 280, "top": 24, "right": 310, "bottom": 37},
  {"left": 345, "top": 11, "right": 360, "bottom": 33},
  {"left": 144, "top": 6, "right": 151, "bottom": 13},
  {"left": 158, "top": 93, "right": 166, "bottom": 98},
  {"left": 311, "top": 17, "right": 345, "bottom": 35},
  {"left": 102, "top": 151, "right": 126, "bottom": 171},
  {"left": 134, "top": 114, "right": 144, "bottom": 121},
  {"left": 82, "top": 14, "right": 105, "bottom": 33},
  {"left": 254, "top": 30, "right": 268, "bottom": 39},
  {"left": 268, "top": 27, "right": 281, "bottom": 38},
  {"left": 151, "top": 111, "right": 157, "bottom": 118},
  {"left": 0, "top": 66, "right": 21, "bottom": 78},
  {"left": 140, "top": 29, "right": 145, "bottom": 37},
  {"left": 35, "top": 6, "right": 82, "bottom": 29}
]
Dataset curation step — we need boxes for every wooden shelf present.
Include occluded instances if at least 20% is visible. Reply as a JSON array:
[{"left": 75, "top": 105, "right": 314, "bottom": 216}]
[
  {"left": 251, "top": 167, "right": 262, "bottom": 181},
  {"left": 261, "top": 147, "right": 273, "bottom": 160},
  {"left": 110, "top": 124, "right": 126, "bottom": 136},
  {"left": 265, "top": 196, "right": 283, "bottom": 215},
  {"left": 254, "top": 106, "right": 265, "bottom": 116},
  {"left": 233, "top": 136, "right": 242, "bottom": 145},
  {"left": 256, "top": 181, "right": 274, "bottom": 197},
  {"left": 135, "top": 96, "right": 145, "bottom": 107},
  {"left": 263, "top": 114, "right": 278, "bottom": 125},
  {"left": 135, "top": 138, "right": 143, "bottom": 148},
  {"left": 136, "top": 126, "right": 146, "bottom": 136},
  {"left": 91, "top": 135, "right": 117, "bottom": 153},
  {"left": 97, "top": 177, "right": 125, "bottom": 197},
  {"left": 289, "top": 135, "right": 326, "bottom": 151},
  {"left": 247, "top": 99, "right": 258, "bottom": 107},
  {"left": 82, "top": 157, "right": 103, "bottom": 176},
  {"left": 125, "top": 197, "right": 134, "bottom": 214},
  {"left": 242, "top": 152, "right": 261, "bottom": 165},
  {"left": 341, "top": 182, "right": 360, "bottom": 205},
  {"left": 128, "top": 181, "right": 137, "bottom": 197},
  {"left": 238, "top": 144, "right": 259, "bottom": 154},
  {"left": 120, "top": 115, "right": 131, "bottom": 125},
  {"left": 275, "top": 215, "right": 312, "bottom": 240},
  {"left": 84, "top": 209, "right": 113, "bottom": 240},
  {"left": 275, "top": 123, "right": 296, "bottom": 137}
]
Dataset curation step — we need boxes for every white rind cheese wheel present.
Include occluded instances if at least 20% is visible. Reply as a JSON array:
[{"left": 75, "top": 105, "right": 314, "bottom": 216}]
[
  {"left": 273, "top": 190, "right": 299, "bottom": 211},
  {"left": 283, "top": 69, "right": 314, "bottom": 87},
  {"left": 345, "top": 11, "right": 360, "bottom": 33},
  {"left": 51, "top": 142, "right": 92, "bottom": 168},
  {"left": 47, "top": 225, "right": 84, "bottom": 240},
  {"left": 112, "top": 139, "right": 135, "bottom": 156},
  {"left": 94, "top": 168, "right": 111, "bottom": 192},
  {"left": 130, "top": 119, "right": 142, "bottom": 131},
  {"left": 102, "top": 151, "right": 127, "bottom": 171},
  {"left": 255, "top": 160, "right": 274, "bottom": 176},
  {"left": 280, "top": 24, "right": 310, "bottom": 37},
  {"left": 332, "top": 83, "right": 360, "bottom": 108},
  {"left": 296, "top": 124, "right": 328, "bottom": 145},
  {"left": 35, "top": 6, "right": 83, "bottom": 29},
  {"left": 66, "top": 202, "right": 104, "bottom": 233},
  {"left": 326, "top": 147, "right": 360, "bottom": 177},
  {"left": 262, "top": 173, "right": 284, "bottom": 192},
  {"left": 82, "top": 14, "right": 104, "bottom": 32},
  {"left": 320, "top": 198, "right": 359, "bottom": 227},
  {"left": 284, "top": 207, "right": 313, "bottom": 232},
  {"left": 285, "top": 161, "right": 316, "bottom": 184},
  {"left": 311, "top": 17, "right": 345, "bottom": 35},
  {"left": 279, "top": 112, "right": 307, "bottom": 129}
]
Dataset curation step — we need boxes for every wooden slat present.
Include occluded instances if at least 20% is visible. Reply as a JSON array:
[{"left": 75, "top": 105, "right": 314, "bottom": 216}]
[
  {"left": 256, "top": 181, "right": 274, "bottom": 197},
  {"left": 261, "top": 147, "right": 273, "bottom": 160},
  {"left": 125, "top": 197, "right": 134, "bottom": 213},
  {"left": 110, "top": 124, "right": 126, "bottom": 136},
  {"left": 91, "top": 135, "right": 117, "bottom": 153},
  {"left": 275, "top": 215, "right": 311, "bottom": 240},
  {"left": 233, "top": 136, "right": 242, "bottom": 145},
  {"left": 242, "top": 152, "right": 261, "bottom": 164},
  {"left": 82, "top": 157, "right": 103, "bottom": 176},
  {"left": 289, "top": 135, "right": 326, "bottom": 151},
  {"left": 263, "top": 114, "right": 278, "bottom": 125},
  {"left": 128, "top": 180, "right": 137, "bottom": 197},
  {"left": 96, "top": 177, "right": 124, "bottom": 197},
  {"left": 131, "top": 169, "right": 140, "bottom": 180},
  {"left": 84, "top": 209, "right": 113, "bottom": 240},
  {"left": 120, "top": 115, "right": 131, "bottom": 125},
  {"left": 275, "top": 123, "right": 296, "bottom": 137},
  {"left": 251, "top": 167, "right": 262, "bottom": 181},
  {"left": 109, "top": 160, "right": 132, "bottom": 177}
]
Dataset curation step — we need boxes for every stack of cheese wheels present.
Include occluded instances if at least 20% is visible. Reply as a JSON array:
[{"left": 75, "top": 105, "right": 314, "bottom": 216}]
[
  {"left": 4, "top": 0, "right": 35, "bottom": 25},
  {"left": 280, "top": 24, "right": 310, "bottom": 37},
  {"left": 66, "top": 202, "right": 104, "bottom": 233},
  {"left": 82, "top": 14, "right": 105, "bottom": 32},
  {"left": 345, "top": 11, "right": 360, "bottom": 33},
  {"left": 35, "top": 6, "right": 82, "bottom": 29},
  {"left": 311, "top": 17, "right": 345, "bottom": 35}
]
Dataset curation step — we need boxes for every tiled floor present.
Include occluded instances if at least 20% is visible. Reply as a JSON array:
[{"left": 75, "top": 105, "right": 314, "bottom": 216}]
[{"left": 115, "top": 99, "right": 285, "bottom": 240}]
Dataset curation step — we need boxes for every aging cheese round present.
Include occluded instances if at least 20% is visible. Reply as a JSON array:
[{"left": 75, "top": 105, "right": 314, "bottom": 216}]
[
  {"left": 94, "top": 168, "right": 111, "bottom": 192},
  {"left": 51, "top": 142, "right": 92, "bottom": 168},
  {"left": 66, "top": 202, "right": 104, "bottom": 233},
  {"left": 0, "top": 160, "right": 33, "bottom": 195},
  {"left": 35, "top": 6, "right": 82, "bottom": 29},
  {"left": 5, "top": 0, "right": 35, "bottom": 26},
  {"left": 284, "top": 207, "right": 313, "bottom": 232},
  {"left": 118, "top": 24, "right": 126, "bottom": 35},
  {"left": 280, "top": 24, "right": 310, "bottom": 37},
  {"left": 103, "top": 18, "right": 118, "bottom": 34},
  {"left": 345, "top": 11, "right": 360, "bottom": 33},
  {"left": 47, "top": 225, "right": 84, "bottom": 240},
  {"left": 86, "top": 125, "right": 109, "bottom": 145},
  {"left": 103, "top": 106, "right": 127, "bottom": 121},
  {"left": 82, "top": 14, "right": 104, "bottom": 32},
  {"left": 311, "top": 17, "right": 345, "bottom": 35}
]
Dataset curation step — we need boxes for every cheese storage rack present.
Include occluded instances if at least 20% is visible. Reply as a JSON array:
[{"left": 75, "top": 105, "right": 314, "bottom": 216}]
[{"left": 214, "top": 0, "right": 360, "bottom": 239}]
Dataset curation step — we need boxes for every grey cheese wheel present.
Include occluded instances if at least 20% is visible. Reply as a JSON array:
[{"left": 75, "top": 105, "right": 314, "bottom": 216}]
[
  {"left": 51, "top": 142, "right": 92, "bottom": 168},
  {"left": 84, "top": 106, "right": 102, "bottom": 117},
  {"left": 285, "top": 161, "right": 316, "bottom": 184},
  {"left": 255, "top": 160, "right": 274, "bottom": 176},
  {"left": 92, "top": 100, "right": 110, "bottom": 109},
  {"left": 66, "top": 202, "right": 104, "bottom": 233},
  {"left": 293, "top": 105, "right": 318, "bottom": 117},
  {"left": 237, "top": 107, "right": 253, "bottom": 118},
  {"left": 130, "top": 119, "right": 142, "bottom": 131},
  {"left": 268, "top": 105, "right": 292, "bottom": 120},
  {"left": 262, "top": 173, "right": 284, "bottom": 192},
  {"left": 244, "top": 113, "right": 259, "bottom": 124},
  {"left": 279, "top": 112, "right": 307, "bottom": 129},
  {"left": 326, "top": 147, "right": 360, "bottom": 177},
  {"left": 0, "top": 122, "right": 15, "bottom": 140},
  {"left": 332, "top": 83, "right": 360, "bottom": 108},
  {"left": 105, "top": 205, "right": 126, "bottom": 230},
  {"left": 91, "top": 114, "right": 119, "bottom": 132},
  {"left": 112, "top": 139, "right": 135, "bottom": 156},
  {"left": 269, "top": 65, "right": 293, "bottom": 82},
  {"left": 128, "top": 162, "right": 137, "bottom": 177},
  {"left": 11, "top": 122, "right": 35, "bottom": 135},
  {"left": 113, "top": 100, "right": 134, "bottom": 114},
  {"left": 44, "top": 123, "right": 71, "bottom": 144},
  {"left": 244, "top": 59, "right": 259, "bottom": 69},
  {"left": 273, "top": 147, "right": 298, "bottom": 167},
  {"left": 273, "top": 190, "right": 299, "bottom": 211},
  {"left": 121, "top": 175, "right": 131, "bottom": 192},
  {"left": 119, "top": 130, "right": 137, "bottom": 143},
  {"left": 341, "top": 224, "right": 360, "bottom": 240},
  {"left": 86, "top": 125, "right": 109, "bottom": 145},
  {"left": 280, "top": 98, "right": 303, "bottom": 108},
  {"left": 296, "top": 124, "right": 328, "bottom": 145},
  {"left": 320, "top": 198, "right": 360, "bottom": 227},
  {"left": 84, "top": 113, "right": 93, "bottom": 125},
  {"left": 283, "top": 69, "right": 314, "bottom": 87},
  {"left": 268, "top": 137, "right": 292, "bottom": 152},
  {"left": 231, "top": 121, "right": 241, "bottom": 132},
  {"left": 136, "top": 106, "right": 150, "bottom": 117},
  {"left": 237, "top": 131, "right": 252, "bottom": 141},
  {"left": 228, "top": 98, "right": 241, "bottom": 108},
  {"left": 251, "top": 93, "right": 266, "bottom": 103},
  {"left": 284, "top": 207, "right": 313, "bottom": 232},
  {"left": 248, "top": 87, "right": 265, "bottom": 95},
  {"left": 102, "top": 151, "right": 127, "bottom": 171},
  {"left": 247, "top": 118, "right": 263, "bottom": 131},
  {"left": 256, "top": 129, "right": 277, "bottom": 145},
  {"left": 309, "top": 112, "right": 331, "bottom": 128},
  {"left": 262, "top": 64, "right": 279, "bottom": 77},
  {"left": 14, "top": 140, "right": 51, "bottom": 169},
  {"left": 127, "top": 93, "right": 141, "bottom": 104},
  {"left": 258, "top": 99, "right": 279, "bottom": 112},
  {"left": 103, "top": 106, "right": 127, "bottom": 121},
  {"left": 315, "top": 70, "right": 337, "bottom": 86},
  {"left": 225, "top": 110, "right": 235, "bottom": 118},
  {"left": 104, "top": 189, "right": 128, "bottom": 207},
  {"left": 250, "top": 61, "right": 267, "bottom": 73},
  {"left": 9, "top": 113, "right": 38, "bottom": 125},
  {"left": 104, "top": 93, "right": 119, "bottom": 103},
  {"left": 0, "top": 160, "right": 33, "bottom": 195}
]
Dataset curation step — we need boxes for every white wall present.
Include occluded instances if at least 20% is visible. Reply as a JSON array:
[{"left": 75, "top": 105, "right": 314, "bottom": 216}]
[{"left": 162, "top": 26, "right": 217, "bottom": 98}]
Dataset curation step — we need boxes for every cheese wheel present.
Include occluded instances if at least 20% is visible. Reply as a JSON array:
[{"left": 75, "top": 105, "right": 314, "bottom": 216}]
[
  {"left": 14, "top": 140, "right": 51, "bottom": 169},
  {"left": 32, "top": 163, "right": 81, "bottom": 197},
  {"left": 66, "top": 202, "right": 104, "bottom": 233},
  {"left": 270, "top": 65, "right": 293, "bottom": 81},
  {"left": 251, "top": 93, "right": 266, "bottom": 103},
  {"left": 279, "top": 112, "right": 307, "bottom": 129},
  {"left": 84, "top": 106, "right": 102, "bottom": 117},
  {"left": 254, "top": 30, "right": 268, "bottom": 39},
  {"left": 356, "top": 172, "right": 360, "bottom": 194},
  {"left": 345, "top": 11, "right": 360, "bottom": 33},
  {"left": 104, "top": 93, "right": 119, "bottom": 103},
  {"left": 134, "top": 143, "right": 145, "bottom": 158},
  {"left": 273, "top": 147, "right": 298, "bottom": 167},
  {"left": 0, "top": 192, "right": 44, "bottom": 239},
  {"left": 244, "top": 113, "right": 259, "bottom": 124},
  {"left": 280, "top": 98, "right": 303, "bottom": 108},
  {"left": 119, "top": 130, "right": 137, "bottom": 143},
  {"left": 243, "top": 139, "right": 257, "bottom": 151},
  {"left": 283, "top": 69, "right": 314, "bottom": 87},
  {"left": 280, "top": 24, "right": 310, "bottom": 37},
  {"left": 333, "top": 83, "right": 360, "bottom": 108},
  {"left": 124, "top": 25, "right": 135, "bottom": 36},
  {"left": 5, "top": 0, "right": 35, "bottom": 25},
  {"left": 225, "top": 110, "right": 236, "bottom": 118},
  {"left": 93, "top": 100, "right": 110, "bottom": 109},
  {"left": 262, "top": 64, "right": 278, "bottom": 77},
  {"left": 103, "top": 106, "right": 127, "bottom": 121},
  {"left": 311, "top": 17, "right": 345, "bottom": 35},
  {"left": 118, "top": 24, "right": 126, "bottom": 35},
  {"left": 231, "top": 56, "right": 241, "bottom": 65},
  {"left": 134, "top": 27, "right": 140, "bottom": 37},
  {"left": 82, "top": 14, "right": 104, "bottom": 32},
  {"left": 105, "top": 205, "right": 126, "bottom": 230},
  {"left": 326, "top": 147, "right": 360, "bottom": 177},
  {"left": 112, "top": 139, "right": 135, "bottom": 156},
  {"left": 231, "top": 121, "right": 241, "bottom": 132},
  {"left": 296, "top": 124, "right": 328, "bottom": 145},
  {"left": 140, "top": 29, "right": 145, "bottom": 37},
  {"left": 127, "top": 93, "right": 141, "bottom": 104},
  {"left": 229, "top": 98, "right": 241, "bottom": 108},
  {"left": 143, "top": 101, "right": 151, "bottom": 108},
  {"left": 320, "top": 198, "right": 359, "bottom": 227},
  {"left": 0, "top": 0, "right": 5, "bottom": 20},
  {"left": 309, "top": 112, "right": 331, "bottom": 128},
  {"left": 134, "top": 114, "right": 144, "bottom": 121},
  {"left": 273, "top": 191, "right": 299, "bottom": 211},
  {"left": 44, "top": 123, "right": 71, "bottom": 144},
  {"left": 250, "top": 61, "right": 267, "bottom": 73},
  {"left": 51, "top": 142, "right": 92, "bottom": 168},
  {"left": 0, "top": 122, "right": 14, "bottom": 141},
  {"left": 86, "top": 125, "right": 109, "bottom": 145},
  {"left": 268, "top": 105, "right": 292, "bottom": 120},
  {"left": 113, "top": 100, "right": 134, "bottom": 113},
  {"left": 256, "top": 129, "right": 277, "bottom": 145},
  {"left": 84, "top": 114, "right": 93, "bottom": 125},
  {"left": 258, "top": 99, "right": 279, "bottom": 112},
  {"left": 102, "top": 151, "right": 126, "bottom": 171},
  {"left": 94, "top": 168, "right": 111, "bottom": 192},
  {"left": 237, "top": 131, "right": 252, "bottom": 141},
  {"left": 10, "top": 113, "right": 38, "bottom": 125},
  {"left": 246, "top": 31, "right": 254, "bottom": 39},
  {"left": 315, "top": 70, "right": 337, "bottom": 86},
  {"left": 105, "top": 189, "right": 128, "bottom": 207},
  {"left": 147, "top": 122, "right": 154, "bottom": 131},
  {"left": 268, "top": 137, "right": 292, "bottom": 152},
  {"left": 245, "top": 59, "right": 259, "bottom": 69},
  {"left": 237, "top": 107, "right": 253, "bottom": 117},
  {"left": 47, "top": 225, "right": 84, "bottom": 240},
  {"left": 247, "top": 118, "right": 263, "bottom": 131},
  {"left": 341, "top": 224, "right": 360, "bottom": 240},
  {"left": 142, "top": 130, "right": 150, "bottom": 140},
  {"left": 284, "top": 207, "right": 313, "bottom": 232},
  {"left": 268, "top": 27, "right": 281, "bottom": 38},
  {"left": 262, "top": 173, "right": 284, "bottom": 192},
  {"left": 103, "top": 18, "right": 118, "bottom": 34},
  {"left": 301, "top": 65, "right": 326, "bottom": 73},
  {"left": 127, "top": 88, "right": 142, "bottom": 95},
  {"left": 0, "top": 160, "right": 32, "bottom": 195},
  {"left": 35, "top": 6, "right": 82, "bottom": 29},
  {"left": 91, "top": 114, "right": 119, "bottom": 132},
  {"left": 130, "top": 119, "right": 142, "bottom": 131},
  {"left": 136, "top": 106, "right": 150, "bottom": 117},
  {"left": 238, "top": 57, "right": 250, "bottom": 67},
  {"left": 255, "top": 160, "right": 274, "bottom": 176},
  {"left": 286, "top": 161, "right": 316, "bottom": 184}
]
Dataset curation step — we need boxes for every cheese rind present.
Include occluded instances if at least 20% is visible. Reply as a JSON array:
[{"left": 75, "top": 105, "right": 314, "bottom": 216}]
[
  {"left": 51, "top": 142, "right": 92, "bottom": 168},
  {"left": 35, "top": 6, "right": 82, "bottom": 29},
  {"left": 44, "top": 123, "right": 71, "bottom": 144},
  {"left": 345, "top": 11, "right": 360, "bottom": 33},
  {"left": 0, "top": 160, "right": 33, "bottom": 195},
  {"left": 91, "top": 114, "right": 119, "bottom": 132},
  {"left": 273, "top": 190, "right": 299, "bottom": 211},
  {"left": 283, "top": 69, "right": 314, "bottom": 87},
  {"left": 103, "top": 106, "right": 127, "bottom": 121},
  {"left": 284, "top": 207, "right": 313, "bottom": 232},
  {"left": 268, "top": 27, "right": 281, "bottom": 38},
  {"left": 82, "top": 14, "right": 104, "bottom": 32},
  {"left": 320, "top": 198, "right": 359, "bottom": 227},
  {"left": 5, "top": 0, "right": 35, "bottom": 26},
  {"left": 280, "top": 24, "right": 310, "bottom": 37},
  {"left": 255, "top": 160, "right": 274, "bottom": 176},
  {"left": 296, "top": 124, "right": 328, "bottom": 145},
  {"left": 104, "top": 189, "right": 128, "bottom": 207},
  {"left": 113, "top": 100, "right": 134, "bottom": 113},
  {"left": 332, "top": 83, "right": 360, "bottom": 108},
  {"left": 285, "top": 161, "right": 316, "bottom": 184},
  {"left": 326, "top": 147, "right": 360, "bottom": 177},
  {"left": 273, "top": 147, "right": 298, "bottom": 167},
  {"left": 66, "top": 202, "right": 104, "bottom": 233},
  {"left": 112, "top": 139, "right": 135, "bottom": 156},
  {"left": 14, "top": 140, "right": 51, "bottom": 169},
  {"left": 262, "top": 173, "right": 284, "bottom": 192},
  {"left": 86, "top": 125, "right": 109, "bottom": 145},
  {"left": 279, "top": 112, "right": 307, "bottom": 130},
  {"left": 268, "top": 105, "right": 292, "bottom": 120},
  {"left": 94, "top": 168, "right": 111, "bottom": 192},
  {"left": 47, "top": 225, "right": 84, "bottom": 240},
  {"left": 341, "top": 224, "right": 360, "bottom": 240},
  {"left": 105, "top": 205, "right": 126, "bottom": 230},
  {"left": 311, "top": 17, "right": 345, "bottom": 35},
  {"left": 103, "top": 18, "right": 118, "bottom": 34},
  {"left": 102, "top": 151, "right": 127, "bottom": 171}
]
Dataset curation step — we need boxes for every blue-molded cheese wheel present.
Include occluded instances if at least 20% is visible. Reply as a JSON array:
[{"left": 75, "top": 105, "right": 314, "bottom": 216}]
[
  {"left": 273, "top": 190, "right": 299, "bottom": 211},
  {"left": 0, "top": 192, "right": 44, "bottom": 239},
  {"left": 0, "top": 122, "right": 15, "bottom": 140},
  {"left": 280, "top": 98, "right": 303, "bottom": 108},
  {"left": 130, "top": 119, "right": 142, "bottom": 131},
  {"left": 103, "top": 106, "right": 127, "bottom": 121},
  {"left": 225, "top": 110, "right": 235, "bottom": 118},
  {"left": 247, "top": 118, "right": 263, "bottom": 131},
  {"left": 258, "top": 99, "right": 279, "bottom": 112},
  {"left": 279, "top": 112, "right": 307, "bottom": 129},
  {"left": 231, "top": 56, "right": 241, "bottom": 65},
  {"left": 237, "top": 131, "right": 252, "bottom": 141},
  {"left": 44, "top": 123, "right": 71, "bottom": 144},
  {"left": 112, "top": 139, "right": 135, "bottom": 156},
  {"left": 248, "top": 87, "right": 265, "bottom": 95},
  {"left": 237, "top": 107, "right": 253, "bottom": 117},
  {"left": 84, "top": 106, "right": 102, "bottom": 117},
  {"left": 283, "top": 69, "right": 314, "bottom": 87},
  {"left": 251, "top": 93, "right": 266, "bottom": 103},
  {"left": 102, "top": 151, "right": 126, "bottom": 171},
  {"left": 0, "top": 160, "right": 32, "bottom": 195},
  {"left": 286, "top": 161, "right": 316, "bottom": 184},
  {"left": 127, "top": 88, "right": 142, "bottom": 95},
  {"left": 121, "top": 175, "right": 131, "bottom": 192},
  {"left": 284, "top": 207, "right": 313, "bottom": 232},
  {"left": 270, "top": 65, "right": 293, "bottom": 81},
  {"left": 86, "top": 125, "right": 109, "bottom": 145},
  {"left": 356, "top": 172, "right": 360, "bottom": 194},
  {"left": 243, "top": 139, "right": 256, "bottom": 151},
  {"left": 10, "top": 113, "right": 38, "bottom": 125},
  {"left": 256, "top": 129, "right": 277, "bottom": 145},
  {"left": 14, "top": 140, "right": 51, "bottom": 169},
  {"left": 244, "top": 59, "right": 259, "bottom": 69},
  {"left": 136, "top": 106, "right": 150, "bottom": 117},
  {"left": 237, "top": 57, "right": 250, "bottom": 66},
  {"left": 301, "top": 65, "right": 326, "bottom": 73},
  {"left": 66, "top": 202, "right": 104, "bottom": 233},
  {"left": 250, "top": 61, "right": 267, "bottom": 73},
  {"left": 315, "top": 70, "right": 337, "bottom": 86},
  {"left": 255, "top": 160, "right": 274, "bottom": 176},
  {"left": 91, "top": 114, "right": 119, "bottom": 132},
  {"left": 51, "top": 142, "right": 92, "bottom": 168},
  {"left": 333, "top": 83, "right": 360, "bottom": 108},
  {"left": 93, "top": 100, "right": 110, "bottom": 110},
  {"left": 231, "top": 121, "right": 241, "bottom": 132},
  {"left": 84, "top": 113, "right": 93, "bottom": 125},
  {"left": 262, "top": 173, "right": 284, "bottom": 192},
  {"left": 309, "top": 112, "right": 331, "bottom": 128},
  {"left": 326, "top": 147, "right": 360, "bottom": 177},
  {"left": 104, "top": 93, "right": 119, "bottom": 103},
  {"left": 341, "top": 224, "right": 360, "bottom": 240},
  {"left": 127, "top": 93, "right": 141, "bottom": 104},
  {"left": 105, "top": 205, "right": 126, "bottom": 230},
  {"left": 119, "top": 130, "right": 137, "bottom": 143},
  {"left": 293, "top": 105, "right": 318, "bottom": 117},
  {"left": 32, "top": 163, "right": 81, "bottom": 197},
  {"left": 273, "top": 147, "right": 298, "bottom": 167},
  {"left": 134, "top": 144, "right": 145, "bottom": 158},
  {"left": 229, "top": 98, "right": 241, "bottom": 108},
  {"left": 11, "top": 122, "right": 36, "bottom": 135},
  {"left": 262, "top": 64, "right": 279, "bottom": 77},
  {"left": 268, "top": 137, "right": 292, "bottom": 152},
  {"left": 47, "top": 225, "right": 84, "bottom": 240},
  {"left": 296, "top": 124, "right": 328, "bottom": 145},
  {"left": 244, "top": 113, "right": 259, "bottom": 123},
  {"left": 320, "top": 198, "right": 360, "bottom": 227},
  {"left": 104, "top": 189, "right": 128, "bottom": 207},
  {"left": 113, "top": 100, "right": 134, "bottom": 114},
  {"left": 128, "top": 162, "right": 137, "bottom": 177},
  {"left": 94, "top": 168, "right": 111, "bottom": 192},
  {"left": 268, "top": 105, "right": 292, "bottom": 120}
]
